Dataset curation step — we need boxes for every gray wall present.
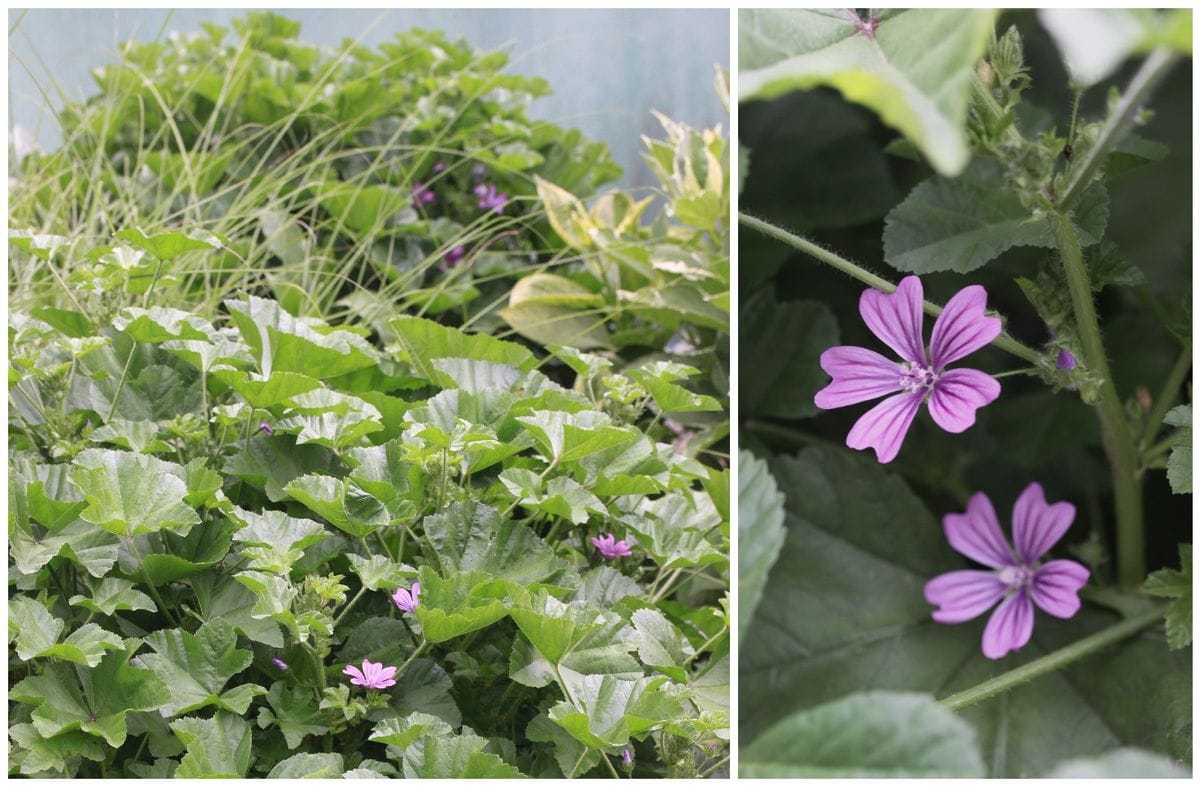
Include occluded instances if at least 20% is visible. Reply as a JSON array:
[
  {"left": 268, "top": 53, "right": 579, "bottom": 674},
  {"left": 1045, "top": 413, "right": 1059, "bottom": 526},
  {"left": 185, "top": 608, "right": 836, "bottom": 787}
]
[{"left": 8, "top": 8, "right": 729, "bottom": 190}]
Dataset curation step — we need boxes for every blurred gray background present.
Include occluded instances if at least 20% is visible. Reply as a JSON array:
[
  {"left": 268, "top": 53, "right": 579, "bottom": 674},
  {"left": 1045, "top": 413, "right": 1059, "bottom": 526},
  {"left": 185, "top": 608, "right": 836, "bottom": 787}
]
[{"left": 8, "top": 8, "right": 729, "bottom": 190}]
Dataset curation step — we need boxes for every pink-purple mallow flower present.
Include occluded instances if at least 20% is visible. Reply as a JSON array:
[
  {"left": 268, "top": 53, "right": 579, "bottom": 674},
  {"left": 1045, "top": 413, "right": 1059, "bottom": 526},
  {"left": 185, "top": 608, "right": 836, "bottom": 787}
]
[
  {"left": 1057, "top": 349, "right": 1077, "bottom": 370},
  {"left": 924, "top": 482, "right": 1090, "bottom": 660},
  {"left": 592, "top": 534, "right": 633, "bottom": 560},
  {"left": 474, "top": 183, "right": 508, "bottom": 213},
  {"left": 814, "top": 275, "right": 1002, "bottom": 463},
  {"left": 411, "top": 180, "right": 436, "bottom": 208},
  {"left": 444, "top": 245, "right": 466, "bottom": 267},
  {"left": 392, "top": 582, "right": 420, "bottom": 614},
  {"left": 258, "top": 421, "right": 273, "bottom": 436},
  {"left": 343, "top": 659, "right": 398, "bottom": 689},
  {"left": 271, "top": 657, "right": 288, "bottom": 670}
]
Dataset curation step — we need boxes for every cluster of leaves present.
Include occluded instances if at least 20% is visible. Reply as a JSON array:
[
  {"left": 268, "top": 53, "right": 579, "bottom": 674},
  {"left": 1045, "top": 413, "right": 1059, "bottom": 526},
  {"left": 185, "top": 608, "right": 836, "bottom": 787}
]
[
  {"left": 8, "top": 221, "right": 730, "bottom": 777},
  {"left": 739, "top": 8, "right": 1190, "bottom": 778},
  {"left": 10, "top": 11, "right": 619, "bottom": 326}
]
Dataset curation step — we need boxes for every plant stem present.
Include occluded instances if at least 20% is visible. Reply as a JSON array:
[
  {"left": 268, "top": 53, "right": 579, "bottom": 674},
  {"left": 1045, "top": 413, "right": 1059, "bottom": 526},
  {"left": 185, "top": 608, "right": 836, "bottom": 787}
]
[
  {"left": 1141, "top": 343, "right": 1192, "bottom": 449},
  {"left": 1049, "top": 212, "right": 1143, "bottom": 587},
  {"left": 332, "top": 585, "right": 368, "bottom": 629},
  {"left": 1058, "top": 49, "right": 1179, "bottom": 211},
  {"left": 698, "top": 755, "right": 730, "bottom": 778},
  {"left": 940, "top": 605, "right": 1164, "bottom": 711},
  {"left": 396, "top": 639, "right": 430, "bottom": 679},
  {"left": 125, "top": 535, "right": 179, "bottom": 627},
  {"left": 738, "top": 212, "right": 1042, "bottom": 364},
  {"left": 602, "top": 753, "right": 622, "bottom": 779}
]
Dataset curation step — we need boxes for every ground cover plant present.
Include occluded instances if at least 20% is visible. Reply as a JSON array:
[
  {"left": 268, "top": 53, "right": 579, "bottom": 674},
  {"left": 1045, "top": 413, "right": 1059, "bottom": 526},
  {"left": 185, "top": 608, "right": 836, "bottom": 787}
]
[
  {"left": 738, "top": 9, "right": 1191, "bottom": 778},
  {"left": 8, "top": 13, "right": 730, "bottom": 780}
]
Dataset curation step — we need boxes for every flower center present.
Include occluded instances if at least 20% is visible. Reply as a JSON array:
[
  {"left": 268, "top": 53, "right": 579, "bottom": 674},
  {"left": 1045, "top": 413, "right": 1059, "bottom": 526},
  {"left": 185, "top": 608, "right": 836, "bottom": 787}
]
[
  {"left": 998, "top": 564, "right": 1035, "bottom": 590},
  {"left": 898, "top": 361, "right": 939, "bottom": 393}
]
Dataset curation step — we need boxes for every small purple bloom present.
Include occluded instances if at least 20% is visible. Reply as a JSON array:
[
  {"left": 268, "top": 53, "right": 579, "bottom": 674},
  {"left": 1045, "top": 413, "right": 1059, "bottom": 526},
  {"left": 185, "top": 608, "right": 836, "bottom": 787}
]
[
  {"left": 259, "top": 421, "right": 273, "bottom": 436},
  {"left": 343, "top": 659, "right": 398, "bottom": 690},
  {"left": 271, "top": 657, "right": 288, "bottom": 670},
  {"left": 411, "top": 180, "right": 436, "bottom": 208},
  {"left": 474, "top": 183, "right": 508, "bottom": 214},
  {"left": 925, "top": 482, "right": 1090, "bottom": 660},
  {"left": 392, "top": 582, "right": 420, "bottom": 614},
  {"left": 444, "top": 245, "right": 466, "bottom": 267},
  {"left": 591, "top": 534, "right": 633, "bottom": 560},
  {"left": 1057, "top": 349, "right": 1077, "bottom": 370},
  {"left": 814, "top": 275, "right": 1002, "bottom": 463},
  {"left": 622, "top": 749, "right": 633, "bottom": 767},
  {"left": 432, "top": 162, "right": 446, "bottom": 173}
]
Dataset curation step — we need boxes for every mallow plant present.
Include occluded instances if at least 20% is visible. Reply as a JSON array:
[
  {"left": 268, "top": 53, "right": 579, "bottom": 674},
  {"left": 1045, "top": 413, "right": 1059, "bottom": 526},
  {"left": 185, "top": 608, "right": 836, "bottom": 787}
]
[
  {"left": 8, "top": 229, "right": 729, "bottom": 777},
  {"left": 738, "top": 9, "right": 1190, "bottom": 778}
]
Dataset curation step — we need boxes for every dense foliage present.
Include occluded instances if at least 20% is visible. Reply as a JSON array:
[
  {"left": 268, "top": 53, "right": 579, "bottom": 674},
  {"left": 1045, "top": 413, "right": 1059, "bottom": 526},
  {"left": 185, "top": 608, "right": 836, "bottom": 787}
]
[
  {"left": 738, "top": 8, "right": 1191, "bottom": 778},
  {"left": 8, "top": 13, "right": 730, "bottom": 780}
]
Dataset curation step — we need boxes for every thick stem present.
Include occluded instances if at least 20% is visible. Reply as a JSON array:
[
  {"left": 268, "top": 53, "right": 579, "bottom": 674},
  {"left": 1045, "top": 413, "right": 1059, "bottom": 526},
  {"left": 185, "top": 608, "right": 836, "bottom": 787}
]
[
  {"left": 738, "top": 213, "right": 1042, "bottom": 364},
  {"left": 940, "top": 606, "right": 1163, "bottom": 711},
  {"left": 1058, "top": 49, "right": 1179, "bottom": 211},
  {"left": 1049, "top": 212, "right": 1143, "bottom": 587}
]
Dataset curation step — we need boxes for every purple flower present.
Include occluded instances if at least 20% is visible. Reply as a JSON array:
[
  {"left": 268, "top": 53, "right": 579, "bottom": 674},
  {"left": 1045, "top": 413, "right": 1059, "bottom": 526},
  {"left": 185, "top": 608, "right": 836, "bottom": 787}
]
[
  {"left": 411, "top": 180, "right": 436, "bottom": 208},
  {"left": 271, "top": 657, "right": 288, "bottom": 670},
  {"left": 259, "top": 421, "right": 273, "bottom": 436},
  {"left": 444, "top": 245, "right": 466, "bottom": 267},
  {"left": 592, "top": 534, "right": 633, "bottom": 560},
  {"left": 474, "top": 183, "right": 508, "bottom": 214},
  {"left": 622, "top": 749, "right": 633, "bottom": 767},
  {"left": 432, "top": 162, "right": 446, "bottom": 173},
  {"left": 924, "top": 482, "right": 1090, "bottom": 660},
  {"left": 1057, "top": 349, "right": 1077, "bottom": 370},
  {"left": 814, "top": 275, "right": 1002, "bottom": 463},
  {"left": 392, "top": 582, "right": 420, "bottom": 614},
  {"left": 343, "top": 659, "right": 398, "bottom": 689}
]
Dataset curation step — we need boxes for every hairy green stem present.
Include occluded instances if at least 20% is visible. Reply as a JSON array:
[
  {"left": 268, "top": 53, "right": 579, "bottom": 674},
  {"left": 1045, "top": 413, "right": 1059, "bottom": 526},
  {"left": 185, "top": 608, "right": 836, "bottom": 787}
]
[
  {"left": 1141, "top": 343, "right": 1192, "bottom": 449},
  {"left": 1049, "top": 212, "right": 1143, "bottom": 587},
  {"left": 332, "top": 585, "right": 368, "bottom": 629},
  {"left": 940, "top": 605, "right": 1163, "bottom": 711},
  {"left": 1059, "top": 49, "right": 1179, "bottom": 211},
  {"left": 738, "top": 212, "right": 1042, "bottom": 364}
]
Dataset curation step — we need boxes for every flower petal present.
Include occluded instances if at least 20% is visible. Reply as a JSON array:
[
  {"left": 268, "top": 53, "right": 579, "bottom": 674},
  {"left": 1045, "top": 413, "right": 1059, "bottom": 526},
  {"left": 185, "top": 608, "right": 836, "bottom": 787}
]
[
  {"left": 929, "top": 284, "right": 1002, "bottom": 369},
  {"left": 943, "top": 491, "right": 1015, "bottom": 568},
  {"left": 813, "top": 346, "right": 903, "bottom": 409},
  {"left": 982, "top": 591, "right": 1035, "bottom": 659},
  {"left": 845, "top": 391, "right": 923, "bottom": 463},
  {"left": 927, "top": 368, "right": 1000, "bottom": 433},
  {"left": 924, "top": 570, "right": 1007, "bottom": 623},
  {"left": 378, "top": 666, "right": 398, "bottom": 682},
  {"left": 1011, "top": 482, "right": 1076, "bottom": 562},
  {"left": 1031, "top": 560, "right": 1090, "bottom": 618},
  {"left": 859, "top": 275, "right": 926, "bottom": 364}
]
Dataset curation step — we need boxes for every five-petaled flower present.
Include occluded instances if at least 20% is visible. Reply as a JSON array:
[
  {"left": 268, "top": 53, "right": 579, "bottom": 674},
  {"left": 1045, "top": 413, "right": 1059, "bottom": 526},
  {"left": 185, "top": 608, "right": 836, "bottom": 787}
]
[
  {"left": 474, "top": 183, "right": 508, "bottom": 213},
  {"left": 924, "top": 482, "right": 1090, "bottom": 659},
  {"left": 592, "top": 534, "right": 633, "bottom": 560},
  {"left": 814, "top": 275, "right": 1002, "bottom": 463},
  {"left": 392, "top": 582, "right": 420, "bottom": 614},
  {"left": 343, "top": 659, "right": 398, "bottom": 689}
]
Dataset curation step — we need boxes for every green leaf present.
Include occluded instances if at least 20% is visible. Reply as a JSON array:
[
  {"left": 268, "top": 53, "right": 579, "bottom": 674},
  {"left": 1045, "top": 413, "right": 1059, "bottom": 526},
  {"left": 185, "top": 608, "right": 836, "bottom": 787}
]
[
  {"left": 21, "top": 463, "right": 86, "bottom": 532},
  {"left": 210, "top": 368, "right": 322, "bottom": 409},
  {"left": 228, "top": 505, "right": 329, "bottom": 573},
  {"left": 388, "top": 315, "right": 537, "bottom": 382},
  {"left": 1163, "top": 405, "right": 1192, "bottom": 494},
  {"left": 499, "top": 470, "right": 607, "bottom": 525},
  {"left": 69, "top": 577, "right": 156, "bottom": 616},
  {"left": 413, "top": 568, "right": 512, "bottom": 643},
  {"left": 284, "top": 474, "right": 389, "bottom": 537},
  {"left": 423, "top": 500, "right": 569, "bottom": 585},
  {"left": 626, "top": 363, "right": 723, "bottom": 413},
  {"left": 740, "top": 691, "right": 985, "bottom": 777},
  {"left": 134, "top": 618, "right": 263, "bottom": 717},
  {"left": 369, "top": 712, "right": 454, "bottom": 749},
  {"left": 10, "top": 520, "right": 120, "bottom": 578},
  {"left": 9, "top": 597, "right": 123, "bottom": 667},
  {"left": 10, "top": 647, "right": 170, "bottom": 747},
  {"left": 267, "top": 752, "right": 345, "bottom": 778},
  {"left": 115, "top": 227, "right": 223, "bottom": 259},
  {"left": 738, "top": 451, "right": 786, "bottom": 642},
  {"left": 517, "top": 409, "right": 641, "bottom": 464},
  {"left": 741, "top": 445, "right": 1192, "bottom": 773},
  {"left": 526, "top": 710, "right": 600, "bottom": 777},
  {"left": 548, "top": 674, "right": 686, "bottom": 749},
  {"left": 191, "top": 574, "right": 284, "bottom": 648},
  {"left": 1039, "top": 9, "right": 1193, "bottom": 87},
  {"left": 623, "top": 490, "right": 726, "bottom": 570},
  {"left": 347, "top": 553, "right": 417, "bottom": 591},
  {"left": 88, "top": 418, "right": 172, "bottom": 454},
  {"left": 223, "top": 434, "right": 338, "bottom": 502},
  {"left": 740, "top": 288, "right": 838, "bottom": 420},
  {"left": 132, "top": 516, "right": 234, "bottom": 586},
  {"left": 499, "top": 273, "right": 612, "bottom": 350},
  {"left": 1046, "top": 747, "right": 1192, "bottom": 778},
  {"left": 883, "top": 158, "right": 1108, "bottom": 274},
  {"left": 69, "top": 449, "right": 200, "bottom": 536},
  {"left": 739, "top": 9, "right": 996, "bottom": 175},
  {"left": 1143, "top": 545, "right": 1192, "bottom": 649},
  {"left": 170, "top": 712, "right": 252, "bottom": 778},
  {"left": 225, "top": 296, "right": 378, "bottom": 380},
  {"left": 630, "top": 608, "right": 693, "bottom": 682},
  {"left": 396, "top": 728, "right": 526, "bottom": 778},
  {"left": 9, "top": 722, "right": 105, "bottom": 777},
  {"left": 257, "top": 683, "right": 329, "bottom": 750},
  {"left": 112, "top": 307, "right": 212, "bottom": 342}
]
